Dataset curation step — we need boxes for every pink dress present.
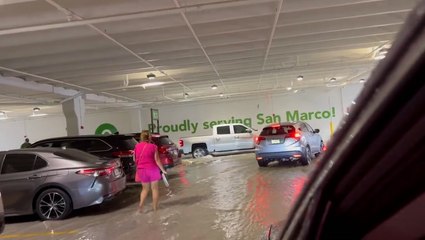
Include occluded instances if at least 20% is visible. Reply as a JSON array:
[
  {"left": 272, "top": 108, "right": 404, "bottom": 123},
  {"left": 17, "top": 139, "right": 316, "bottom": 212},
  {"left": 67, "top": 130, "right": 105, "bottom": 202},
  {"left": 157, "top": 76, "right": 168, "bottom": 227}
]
[{"left": 134, "top": 141, "right": 161, "bottom": 183}]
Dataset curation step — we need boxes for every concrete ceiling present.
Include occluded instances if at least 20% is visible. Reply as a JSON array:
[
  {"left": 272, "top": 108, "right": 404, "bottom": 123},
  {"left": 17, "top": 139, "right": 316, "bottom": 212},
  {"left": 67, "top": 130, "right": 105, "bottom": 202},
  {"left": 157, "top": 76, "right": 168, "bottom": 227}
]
[{"left": 0, "top": 0, "right": 419, "bottom": 119}]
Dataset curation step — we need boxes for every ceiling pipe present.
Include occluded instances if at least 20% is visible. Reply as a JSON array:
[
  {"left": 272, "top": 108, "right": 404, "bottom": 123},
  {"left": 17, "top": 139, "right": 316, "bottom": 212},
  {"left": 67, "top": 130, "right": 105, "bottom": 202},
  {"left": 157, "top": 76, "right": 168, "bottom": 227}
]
[
  {"left": 45, "top": 0, "right": 191, "bottom": 90},
  {"left": 173, "top": 0, "right": 226, "bottom": 90},
  {"left": 0, "top": 0, "right": 276, "bottom": 36},
  {"left": 0, "top": 71, "right": 136, "bottom": 103},
  {"left": 257, "top": 0, "right": 284, "bottom": 89}
]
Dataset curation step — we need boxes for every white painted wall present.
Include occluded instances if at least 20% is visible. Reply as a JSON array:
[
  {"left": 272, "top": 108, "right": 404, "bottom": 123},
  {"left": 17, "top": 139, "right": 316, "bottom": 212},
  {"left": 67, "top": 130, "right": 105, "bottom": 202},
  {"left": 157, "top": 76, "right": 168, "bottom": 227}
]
[
  {"left": 0, "top": 109, "right": 142, "bottom": 151},
  {"left": 141, "top": 84, "right": 364, "bottom": 144},
  {"left": 0, "top": 84, "right": 363, "bottom": 151}
]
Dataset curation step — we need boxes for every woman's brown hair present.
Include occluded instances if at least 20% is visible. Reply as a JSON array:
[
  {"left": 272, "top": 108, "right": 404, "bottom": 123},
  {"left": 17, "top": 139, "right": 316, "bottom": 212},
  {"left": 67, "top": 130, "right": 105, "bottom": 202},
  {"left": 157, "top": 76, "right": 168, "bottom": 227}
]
[{"left": 140, "top": 130, "right": 150, "bottom": 142}]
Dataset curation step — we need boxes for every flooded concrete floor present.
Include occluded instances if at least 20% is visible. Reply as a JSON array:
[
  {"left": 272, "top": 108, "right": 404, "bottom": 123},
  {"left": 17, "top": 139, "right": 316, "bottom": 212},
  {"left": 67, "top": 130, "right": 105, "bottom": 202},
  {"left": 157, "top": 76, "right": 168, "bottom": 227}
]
[{"left": 2, "top": 153, "right": 315, "bottom": 240}]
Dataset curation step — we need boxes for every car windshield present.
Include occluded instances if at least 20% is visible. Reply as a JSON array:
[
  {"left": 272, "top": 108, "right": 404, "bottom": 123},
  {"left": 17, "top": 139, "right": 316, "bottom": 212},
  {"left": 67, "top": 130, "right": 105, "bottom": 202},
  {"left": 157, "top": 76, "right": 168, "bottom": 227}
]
[
  {"left": 114, "top": 137, "right": 137, "bottom": 150},
  {"left": 260, "top": 125, "right": 295, "bottom": 136},
  {"left": 54, "top": 149, "right": 102, "bottom": 163}
]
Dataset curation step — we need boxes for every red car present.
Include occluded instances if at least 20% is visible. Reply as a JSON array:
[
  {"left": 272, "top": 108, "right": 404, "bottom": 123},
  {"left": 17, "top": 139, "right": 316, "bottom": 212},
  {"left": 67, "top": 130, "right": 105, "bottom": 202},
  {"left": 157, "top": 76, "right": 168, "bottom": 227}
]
[{"left": 131, "top": 133, "right": 182, "bottom": 169}]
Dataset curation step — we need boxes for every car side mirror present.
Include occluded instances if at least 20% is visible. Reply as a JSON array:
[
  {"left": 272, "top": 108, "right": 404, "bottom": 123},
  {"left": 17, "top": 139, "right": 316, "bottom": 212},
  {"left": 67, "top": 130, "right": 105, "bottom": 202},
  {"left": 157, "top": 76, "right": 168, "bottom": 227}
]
[
  {"left": 246, "top": 129, "right": 252, "bottom": 133},
  {"left": 314, "top": 129, "right": 320, "bottom": 133}
]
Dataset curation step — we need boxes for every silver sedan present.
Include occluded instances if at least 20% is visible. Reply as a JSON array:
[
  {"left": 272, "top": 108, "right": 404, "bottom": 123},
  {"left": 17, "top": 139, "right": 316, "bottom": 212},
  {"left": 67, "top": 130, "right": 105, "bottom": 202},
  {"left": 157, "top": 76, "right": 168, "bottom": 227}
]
[
  {"left": 255, "top": 122, "right": 324, "bottom": 166},
  {"left": 0, "top": 148, "right": 126, "bottom": 220}
]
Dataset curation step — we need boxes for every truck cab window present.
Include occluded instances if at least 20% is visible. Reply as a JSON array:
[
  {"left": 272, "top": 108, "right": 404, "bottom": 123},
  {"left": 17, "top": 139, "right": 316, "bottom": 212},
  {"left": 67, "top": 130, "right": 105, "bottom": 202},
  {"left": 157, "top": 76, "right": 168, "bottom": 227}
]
[
  {"left": 234, "top": 125, "right": 248, "bottom": 134},
  {"left": 217, "top": 126, "right": 230, "bottom": 135}
]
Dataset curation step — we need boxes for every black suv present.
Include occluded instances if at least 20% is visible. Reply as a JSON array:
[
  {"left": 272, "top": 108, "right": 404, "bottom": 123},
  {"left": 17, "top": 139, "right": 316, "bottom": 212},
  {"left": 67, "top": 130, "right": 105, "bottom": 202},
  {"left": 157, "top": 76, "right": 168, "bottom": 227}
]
[
  {"left": 129, "top": 133, "right": 182, "bottom": 169},
  {"left": 30, "top": 134, "right": 137, "bottom": 181}
]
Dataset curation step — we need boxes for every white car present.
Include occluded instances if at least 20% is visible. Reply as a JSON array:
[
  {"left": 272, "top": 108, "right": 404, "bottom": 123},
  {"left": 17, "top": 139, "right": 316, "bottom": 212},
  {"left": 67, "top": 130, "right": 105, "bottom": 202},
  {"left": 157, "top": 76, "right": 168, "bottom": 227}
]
[{"left": 179, "top": 124, "right": 257, "bottom": 158}]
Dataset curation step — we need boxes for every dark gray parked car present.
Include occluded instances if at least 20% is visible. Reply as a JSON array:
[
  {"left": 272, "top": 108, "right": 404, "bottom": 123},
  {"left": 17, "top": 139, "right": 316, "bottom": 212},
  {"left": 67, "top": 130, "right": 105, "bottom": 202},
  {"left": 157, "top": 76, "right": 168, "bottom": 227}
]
[
  {"left": 0, "top": 148, "right": 126, "bottom": 220},
  {"left": 0, "top": 192, "right": 4, "bottom": 233},
  {"left": 30, "top": 134, "right": 137, "bottom": 181},
  {"left": 255, "top": 122, "right": 324, "bottom": 167}
]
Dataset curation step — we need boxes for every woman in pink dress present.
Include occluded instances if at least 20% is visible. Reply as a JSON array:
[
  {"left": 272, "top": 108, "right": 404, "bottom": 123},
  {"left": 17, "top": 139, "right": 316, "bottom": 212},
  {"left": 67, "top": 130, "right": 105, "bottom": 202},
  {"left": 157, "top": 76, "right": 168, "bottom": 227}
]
[{"left": 133, "top": 130, "right": 167, "bottom": 212}]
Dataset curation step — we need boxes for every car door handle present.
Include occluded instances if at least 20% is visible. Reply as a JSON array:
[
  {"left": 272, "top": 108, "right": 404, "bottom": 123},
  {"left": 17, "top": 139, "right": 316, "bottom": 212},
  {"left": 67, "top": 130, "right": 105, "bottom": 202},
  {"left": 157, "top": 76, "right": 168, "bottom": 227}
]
[{"left": 28, "top": 175, "right": 41, "bottom": 180}]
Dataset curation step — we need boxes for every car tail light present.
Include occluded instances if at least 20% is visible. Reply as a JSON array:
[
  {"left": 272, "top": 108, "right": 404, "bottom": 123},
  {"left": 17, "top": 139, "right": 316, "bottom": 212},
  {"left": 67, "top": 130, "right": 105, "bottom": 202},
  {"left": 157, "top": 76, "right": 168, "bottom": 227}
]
[
  {"left": 255, "top": 136, "right": 265, "bottom": 145},
  {"left": 322, "top": 144, "right": 327, "bottom": 151},
  {"left": 77, "top": 166, "right": 114, "bottom": 177},
  {"left": 159, "top": 146, "right": 167, "bottom": 154},
  {"left": 112, "top": 150, "right": 134, "bottom": 158},
  {"left": 288, "top": 131, "right": 301, "bottom": 141},
  {"left": 179, "top": 139, "right": 184, "bottom": 147}
]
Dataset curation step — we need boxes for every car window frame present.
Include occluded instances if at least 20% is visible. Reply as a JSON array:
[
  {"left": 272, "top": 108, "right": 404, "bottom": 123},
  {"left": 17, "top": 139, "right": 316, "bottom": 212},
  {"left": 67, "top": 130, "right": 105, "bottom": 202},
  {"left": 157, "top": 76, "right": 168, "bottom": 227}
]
[
  {"left": 0, "top": 153, "right": 37, "bottom": 174},
  {"left": 233, "top": 124, "right": 248, "bottom": 134},
  {"left": 216, "top": 126, "right": 231, "bottom": 135}
]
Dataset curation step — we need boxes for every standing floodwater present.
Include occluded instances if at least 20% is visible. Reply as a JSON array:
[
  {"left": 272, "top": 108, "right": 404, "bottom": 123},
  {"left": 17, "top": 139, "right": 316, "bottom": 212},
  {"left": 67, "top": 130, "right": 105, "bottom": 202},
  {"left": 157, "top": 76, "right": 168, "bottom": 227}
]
[{"left": 3, "top": 153, "right": 313, "bottom": 240}]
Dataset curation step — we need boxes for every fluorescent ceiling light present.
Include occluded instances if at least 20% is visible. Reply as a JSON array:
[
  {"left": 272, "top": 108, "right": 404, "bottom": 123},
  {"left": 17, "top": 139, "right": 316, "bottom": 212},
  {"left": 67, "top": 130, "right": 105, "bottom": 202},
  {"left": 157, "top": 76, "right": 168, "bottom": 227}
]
[
  {"left": 184, "top": 93, "right": 189, "bottom": 98},
  {"left": 0, "top": 111, "right": 7, "bottom": 120},
  {"left": 286, "top": 86, "right": 292, "bottom": 91},
  {"left": 374, "top": 47, "right": 389, "bottom": 60},
  {"left": 33, "top": 107, "right": 40, "bottom": 112},
  {"left": 31, "top": 113, "right": 47, "bottom": 117},
  {"left": 359, "top": 79, "right": 366, "bottom": 83},
  {"left": 329, "top": 78, "right": 337, "bottom": 82},
  {"left": 211, "top": 84, "right": 218, "bottom": 90},
  {"left": 147, "top": 73, "right": 156, "bottom": 80},
  {"left": 219, "top": 93, "right": 224, "bottom": 97},
  {"left": 141, "top": 82, "right": 164, "bottom": 89},
  {"left": 293, "top": 89, "right": 299, "bottom": 93},
  {"left": 374, "top": 54, "right": 386, "bottom": 60},
  {"left": 297, "top": 75, "right": 304, "bottom": 81}
]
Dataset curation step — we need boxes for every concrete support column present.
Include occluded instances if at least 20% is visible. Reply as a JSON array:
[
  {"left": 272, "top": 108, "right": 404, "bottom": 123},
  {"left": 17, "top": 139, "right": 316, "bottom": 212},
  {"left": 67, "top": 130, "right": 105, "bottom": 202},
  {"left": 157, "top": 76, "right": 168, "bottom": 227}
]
[{"left": 62, "top": 95, "right": 85, "bottom": 136}]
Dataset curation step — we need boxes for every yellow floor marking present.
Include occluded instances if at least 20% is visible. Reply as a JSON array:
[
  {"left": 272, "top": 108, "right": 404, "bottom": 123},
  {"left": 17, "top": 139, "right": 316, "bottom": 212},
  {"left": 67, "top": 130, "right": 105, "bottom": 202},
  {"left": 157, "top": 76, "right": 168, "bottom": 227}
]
[{"left": 0, "top": 230, "right": 77, "bottom": 239}]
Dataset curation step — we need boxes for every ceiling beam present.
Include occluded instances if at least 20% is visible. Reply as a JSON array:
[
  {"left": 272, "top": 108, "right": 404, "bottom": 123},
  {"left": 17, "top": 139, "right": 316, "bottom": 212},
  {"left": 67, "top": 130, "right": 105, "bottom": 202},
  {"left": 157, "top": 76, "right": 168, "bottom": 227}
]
[
  {"left": 45, "top": 0, "right": 191, "bottom": 90},
  {"left": 259, "top": 0, "right": 284, "bottom": 89},
  {"left": 173, "top": 0, "right": 226, "bottom": 90},
  {"left": 0, "top": 66, "right": 138, "bottom": 103},
  {"left": 0, "top": 0, "right": 276, "bottom": 36}
]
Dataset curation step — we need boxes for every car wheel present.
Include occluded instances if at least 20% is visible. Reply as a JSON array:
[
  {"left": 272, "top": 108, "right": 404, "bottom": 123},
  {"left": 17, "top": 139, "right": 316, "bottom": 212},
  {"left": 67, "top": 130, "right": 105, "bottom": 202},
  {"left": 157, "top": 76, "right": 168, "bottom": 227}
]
[
  {"left": 300, "top": 146, "right": 312, "bottom": 166},
  {"left": 192, "top": 147, "right": 207, "bottom": 158},
  {"left": 315, "top": 141, "right": 325, "bottom": 157},
  {"left": 35, "top": 188, "right": 72, "bottom": 220},
  {"left": 257, "top": 160, "right": 267, "bottom": 167}
]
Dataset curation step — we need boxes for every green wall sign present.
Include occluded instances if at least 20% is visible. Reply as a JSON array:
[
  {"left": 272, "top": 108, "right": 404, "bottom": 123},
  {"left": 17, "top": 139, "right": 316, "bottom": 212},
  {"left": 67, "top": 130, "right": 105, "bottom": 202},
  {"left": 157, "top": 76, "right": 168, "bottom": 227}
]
[
  {"left": 95, "top": 123, "right": 118, "bottom": 135},
  {"left": 149, "top": 107, "right": 336, "bottom": 134}
]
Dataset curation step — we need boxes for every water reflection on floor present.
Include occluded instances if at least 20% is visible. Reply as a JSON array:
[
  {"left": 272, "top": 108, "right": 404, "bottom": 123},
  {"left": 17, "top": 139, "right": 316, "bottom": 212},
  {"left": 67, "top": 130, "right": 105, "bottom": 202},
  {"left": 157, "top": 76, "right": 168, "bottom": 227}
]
[{"left": 3, "top": 154, "right": 313, "bottom": 240}]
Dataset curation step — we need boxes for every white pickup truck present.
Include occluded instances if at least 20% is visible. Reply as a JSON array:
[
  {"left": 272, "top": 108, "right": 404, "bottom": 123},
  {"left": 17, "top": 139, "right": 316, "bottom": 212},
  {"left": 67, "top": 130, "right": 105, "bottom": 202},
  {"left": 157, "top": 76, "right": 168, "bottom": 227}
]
[{"left": 178, "top": 124, "right": 257, "bottom": 158}]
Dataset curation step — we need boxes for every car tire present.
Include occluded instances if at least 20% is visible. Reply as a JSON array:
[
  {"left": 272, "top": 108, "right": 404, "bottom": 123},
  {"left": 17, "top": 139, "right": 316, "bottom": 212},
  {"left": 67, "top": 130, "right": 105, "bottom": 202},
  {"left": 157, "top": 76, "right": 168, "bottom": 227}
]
[
  {"left": 35, "top": 188, "right": 72, "bottom": 220},
  {"left": 315, "top": 141, "right": 325, "bottom": 157},
  {"left": 192, "top": 147, "right": 208, "bottom": 158},
  {"left": 257, "top": 160, "right": 267, "bottom": 167},
  {"left": 300, "top": 146, "right": 312, "bottom": 166}
]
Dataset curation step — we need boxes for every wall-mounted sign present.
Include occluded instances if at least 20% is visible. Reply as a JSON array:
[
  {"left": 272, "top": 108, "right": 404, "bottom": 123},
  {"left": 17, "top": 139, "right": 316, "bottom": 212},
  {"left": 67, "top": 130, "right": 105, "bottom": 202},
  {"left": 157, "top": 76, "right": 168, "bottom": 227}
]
[
  {"left": 150, "top": 108, "right": 160, "bottom": 134},
  {"left": 95, "top": 123, "right": 118, "bottom": 135}
]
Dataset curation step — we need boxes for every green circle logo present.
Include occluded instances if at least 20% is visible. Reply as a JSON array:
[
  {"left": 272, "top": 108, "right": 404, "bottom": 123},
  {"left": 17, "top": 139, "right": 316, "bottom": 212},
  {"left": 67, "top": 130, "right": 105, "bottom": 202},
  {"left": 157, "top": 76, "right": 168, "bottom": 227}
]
[{"left": 95, "top": 123, "right": 118, "bottom": 135}]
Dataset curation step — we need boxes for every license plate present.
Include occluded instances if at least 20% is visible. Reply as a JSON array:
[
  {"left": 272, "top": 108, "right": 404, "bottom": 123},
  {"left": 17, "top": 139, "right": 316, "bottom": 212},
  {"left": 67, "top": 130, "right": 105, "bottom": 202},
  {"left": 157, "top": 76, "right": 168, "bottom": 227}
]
[
  {"left": 114, "top": 168, "right": 122, "bottom": 176},
  {"left": 271, "top": 139, "right": 280, "bottom": 144}
]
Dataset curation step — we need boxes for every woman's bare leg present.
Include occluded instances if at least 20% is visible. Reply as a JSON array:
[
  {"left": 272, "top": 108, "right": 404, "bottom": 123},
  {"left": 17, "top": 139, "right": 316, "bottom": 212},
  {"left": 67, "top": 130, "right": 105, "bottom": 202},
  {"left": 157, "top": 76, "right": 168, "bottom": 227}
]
[
  {"left": 139, "top": 183, "right": 150, "bottom": 211},
  {"left": 151, "top": 181, "right": 160, "bottom": 211}
]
